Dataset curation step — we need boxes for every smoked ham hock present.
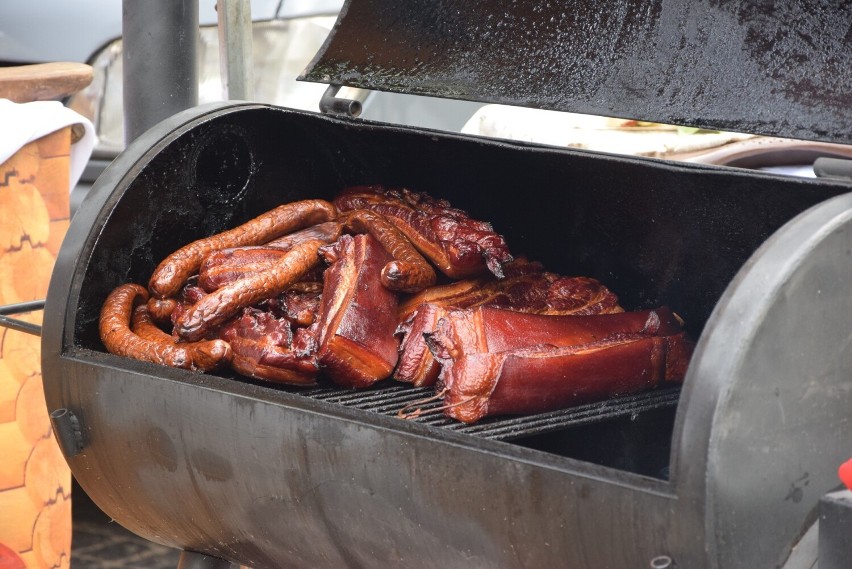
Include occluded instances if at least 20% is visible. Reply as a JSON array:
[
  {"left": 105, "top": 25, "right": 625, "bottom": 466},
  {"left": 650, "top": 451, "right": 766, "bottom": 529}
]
[
  {"left": 394, "top": 261, "right": 624, "bottom": 386},
  {"left": 425, "top": 307, "right": 693, "bottom": 423}
]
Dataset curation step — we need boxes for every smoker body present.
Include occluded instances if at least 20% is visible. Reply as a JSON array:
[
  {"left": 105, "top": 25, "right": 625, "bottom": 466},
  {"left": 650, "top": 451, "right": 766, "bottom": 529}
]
[{"left": 42, "top": 100, "right": 852, "bottom": 568}]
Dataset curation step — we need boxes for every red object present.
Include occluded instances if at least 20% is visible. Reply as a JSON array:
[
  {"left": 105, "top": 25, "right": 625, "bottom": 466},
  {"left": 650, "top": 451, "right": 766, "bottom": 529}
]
[
  {"left": 838, "top": 458, "right": 852, "bottom": 490},
  {"left": 0, "top": 543, "right": 25, "bottom": 569}
]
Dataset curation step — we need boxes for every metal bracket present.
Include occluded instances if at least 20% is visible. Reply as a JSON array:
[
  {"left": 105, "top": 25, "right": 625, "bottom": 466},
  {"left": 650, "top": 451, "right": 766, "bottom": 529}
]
[
  {"left": 319, "top": 84, "right": 363, "bottom": 118},
  {"left": 814, "top": 157, "right": 852, "bottom": 181},
  {"left": 49, "top": 408, "right": 85, "bottom": 458},
  {"left": 0, "top": 299, "right": 44, "bottom": 337}
]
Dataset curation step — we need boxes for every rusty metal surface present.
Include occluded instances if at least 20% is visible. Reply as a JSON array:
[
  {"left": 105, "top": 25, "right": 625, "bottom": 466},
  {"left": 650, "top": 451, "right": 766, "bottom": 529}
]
[{"left": 302, "top": 0, "right": 852, "bottom": 144}]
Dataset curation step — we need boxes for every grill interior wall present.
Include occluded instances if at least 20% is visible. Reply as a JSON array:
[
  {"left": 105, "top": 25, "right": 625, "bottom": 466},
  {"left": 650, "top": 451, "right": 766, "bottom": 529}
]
[{"left": 74, "top": 108, "right": 845, "bottom": 348}]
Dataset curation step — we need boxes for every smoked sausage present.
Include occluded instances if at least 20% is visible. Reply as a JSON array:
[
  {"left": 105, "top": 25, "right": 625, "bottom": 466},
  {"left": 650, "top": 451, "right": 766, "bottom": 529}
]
[
  {"left": 100, "top": 283, "right": 232, "bottom": 371},
  {"left": 149, "top": 199, "right": 337, "bottom": 299}
]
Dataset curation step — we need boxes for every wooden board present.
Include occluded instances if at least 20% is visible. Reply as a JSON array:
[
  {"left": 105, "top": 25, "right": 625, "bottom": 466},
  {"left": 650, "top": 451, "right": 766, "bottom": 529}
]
[
  {"left": 0, "top": 128, "right": 72, "bottom": 569},
  {"left": 0, "top": 63, "right": 92, "bottom": 103}
]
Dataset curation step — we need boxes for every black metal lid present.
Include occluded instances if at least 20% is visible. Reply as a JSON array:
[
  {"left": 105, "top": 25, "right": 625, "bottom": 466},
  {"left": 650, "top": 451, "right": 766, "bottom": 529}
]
[{"left": 301, "top": 0, "right": 852, "bottom": 144}]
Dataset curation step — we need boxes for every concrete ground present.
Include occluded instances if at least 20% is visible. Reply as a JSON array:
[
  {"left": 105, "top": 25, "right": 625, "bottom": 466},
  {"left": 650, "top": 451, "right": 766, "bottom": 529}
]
[{"left": 71, "top": 482, "right": 180, "bottom": 569}]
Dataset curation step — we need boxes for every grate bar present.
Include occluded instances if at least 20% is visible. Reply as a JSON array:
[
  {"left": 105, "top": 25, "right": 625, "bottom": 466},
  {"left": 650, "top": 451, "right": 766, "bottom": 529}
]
[
  {"left": 305, "top": 384, "right": 430, "bottom": 405},
  {"left": 297, "top": 381, "right": 681, "bottom": 442},
  {"left": 452, "top": 388, "right": 681, "bottom": 441}
]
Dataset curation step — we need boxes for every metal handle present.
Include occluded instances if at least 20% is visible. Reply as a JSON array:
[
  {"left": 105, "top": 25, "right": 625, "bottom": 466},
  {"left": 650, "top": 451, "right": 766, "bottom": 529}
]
[
  {"left": 319, "top": 85, "right": 363, "bottom": 118},
  {"left": 49, "top": 408, "right": 84, "bottom": 458},
  {"left": 814, "top": 157, "right": 852, "bottom": 181}
]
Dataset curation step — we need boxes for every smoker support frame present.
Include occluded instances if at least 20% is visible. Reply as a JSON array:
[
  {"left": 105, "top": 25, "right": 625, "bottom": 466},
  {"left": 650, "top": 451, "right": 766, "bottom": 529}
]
[
  {"left": 818, "top": 490, "right": 852, "bottom": 569},
  {"left": 177, "top": 551, "right": 235, "bottom": 569}
]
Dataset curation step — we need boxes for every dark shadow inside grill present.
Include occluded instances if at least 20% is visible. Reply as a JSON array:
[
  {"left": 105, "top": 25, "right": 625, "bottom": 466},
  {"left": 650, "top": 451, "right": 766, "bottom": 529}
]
[
  {"left": 509, "top": 402, "right": 677, "bottom": 479},
  {"left": 295, "top": 380, "right": 680, "bottom": 478},
  {"left": 205, "top": 363, "right": 680, "bottom": 478}
]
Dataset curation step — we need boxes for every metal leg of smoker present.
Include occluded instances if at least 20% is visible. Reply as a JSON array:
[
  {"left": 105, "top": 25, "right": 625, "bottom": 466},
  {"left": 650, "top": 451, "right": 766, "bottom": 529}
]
[
  {"left": 177, "top": 551, "right": 235, "bottom": 569},
  {"left": 818, "top": 489, "right": 852, "bottom": 569}
]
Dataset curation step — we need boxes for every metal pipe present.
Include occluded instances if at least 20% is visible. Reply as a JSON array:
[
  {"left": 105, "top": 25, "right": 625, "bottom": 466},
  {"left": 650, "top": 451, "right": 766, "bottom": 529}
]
[
  {"left": 0, "top": 300, "right": 45, "bottom": 336},
  {"left": 122, "top": 0, "right": 199, "bottom": 144},
  {"left": 0, "top": 315, "right": 41, "bottom": 337},
  {"left": 216, "top": 0, "right": 254, "bottom": 100},
  {"left": 0, "top": 299, "right": 45, "bottom": 315},
  {"left": 319, "top": 84, "right": 362, "bottom": 118}
]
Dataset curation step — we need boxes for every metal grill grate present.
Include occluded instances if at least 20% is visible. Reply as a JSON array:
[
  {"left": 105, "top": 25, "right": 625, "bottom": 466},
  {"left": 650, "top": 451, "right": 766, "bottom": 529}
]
[{"left": 297, "top": 383, "right": 682, "bottom": 442}]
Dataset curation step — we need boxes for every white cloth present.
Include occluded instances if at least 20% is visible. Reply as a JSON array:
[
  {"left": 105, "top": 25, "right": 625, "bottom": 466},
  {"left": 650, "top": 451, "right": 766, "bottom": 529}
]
[
  {"left": 0, "top": 98, "right": 95, "bottom": 192},
  {"left": 759, "top": 164, "right": 816, "bottom": 178},
  {"left": 461, "top": 104, "right": 754, "bottom": 159}
]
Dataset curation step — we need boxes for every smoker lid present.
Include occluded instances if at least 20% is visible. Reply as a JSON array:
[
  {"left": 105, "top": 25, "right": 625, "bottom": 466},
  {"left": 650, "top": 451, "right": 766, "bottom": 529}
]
[{"left": 300, "top": 0, "right": 852, "bottom": 145}]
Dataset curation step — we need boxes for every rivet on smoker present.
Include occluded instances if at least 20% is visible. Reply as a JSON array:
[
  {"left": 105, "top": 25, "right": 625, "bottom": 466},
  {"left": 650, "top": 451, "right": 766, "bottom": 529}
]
[{"left": 650, "top": 555, "right": 675, "bottom": 569}]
